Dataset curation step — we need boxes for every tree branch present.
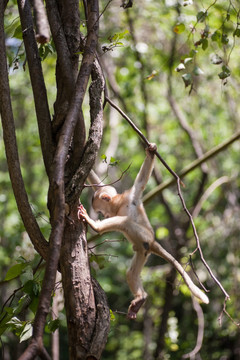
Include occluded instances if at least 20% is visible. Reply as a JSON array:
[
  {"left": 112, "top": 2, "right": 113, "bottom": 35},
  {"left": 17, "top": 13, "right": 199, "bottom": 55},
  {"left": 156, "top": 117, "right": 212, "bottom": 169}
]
[
  {"left": 32, "top": 0, "right": 50, "bottom": 44},
  {"left": 17, "top": 0, "right": 53, "bottom": 178},
  {"left": 105, "top": 95, "right": 231, "bottom": 301},
  {"left": 0, "top": 4, "right": 49, "bottom": 261},
  {"left": 105, "top": 96, "right": 182, "bottom": 182},
  {"left": 21, "top": 2, "right": 101, "bottom": 356},
  {"left": 45, "top": 0, "right": 76, "bottom": 97},
  {"left": 167, "top": 92, "right": 208, "bottom": 174},
  {"left": 143, "top": 129, "right": 240, "bottom": 204},
  {"left": 192, "top": 176, "right": 230, "bottom": 218},
  {"left": 65, "top": 59, "right": 104, "bottom": 204}
]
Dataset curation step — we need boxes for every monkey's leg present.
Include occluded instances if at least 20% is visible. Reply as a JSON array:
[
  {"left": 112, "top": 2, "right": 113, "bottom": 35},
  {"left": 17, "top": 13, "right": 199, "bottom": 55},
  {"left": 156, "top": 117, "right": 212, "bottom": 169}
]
[
  {"left": 126, "top": 250, "right": 150, "bottom": 319},
  {"left": 150, "top": 241, "right": 209, "bottom": 304}
]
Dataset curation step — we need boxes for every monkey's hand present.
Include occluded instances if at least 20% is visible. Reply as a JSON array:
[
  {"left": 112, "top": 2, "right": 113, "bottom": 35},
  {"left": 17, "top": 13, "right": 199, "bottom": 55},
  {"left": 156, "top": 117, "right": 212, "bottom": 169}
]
[
  {"left": 146, "top": 142, "right": 157, "bottom": 158},
  {"left": 77, "top": 204, "right": 89, "bottom": 222}
]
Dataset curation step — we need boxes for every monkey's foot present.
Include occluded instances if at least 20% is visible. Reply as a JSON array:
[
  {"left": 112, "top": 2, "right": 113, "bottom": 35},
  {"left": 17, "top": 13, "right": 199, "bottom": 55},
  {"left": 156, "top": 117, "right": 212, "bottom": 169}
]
[{"left": 127, "top": 297, "right": 147, "bottom": 320}]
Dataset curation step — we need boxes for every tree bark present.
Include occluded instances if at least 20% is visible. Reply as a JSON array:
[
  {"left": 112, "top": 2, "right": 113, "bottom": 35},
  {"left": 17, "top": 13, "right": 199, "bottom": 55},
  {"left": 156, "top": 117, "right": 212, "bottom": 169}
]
[{"left": 60, "top": 206, "right": 110, "bottom": 359}]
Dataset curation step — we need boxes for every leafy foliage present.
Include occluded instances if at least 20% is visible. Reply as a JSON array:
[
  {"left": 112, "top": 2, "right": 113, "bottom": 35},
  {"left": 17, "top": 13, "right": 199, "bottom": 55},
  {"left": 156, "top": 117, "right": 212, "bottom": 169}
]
[{"left": 1, "top": 0, "right": 240, "bottom": 359}]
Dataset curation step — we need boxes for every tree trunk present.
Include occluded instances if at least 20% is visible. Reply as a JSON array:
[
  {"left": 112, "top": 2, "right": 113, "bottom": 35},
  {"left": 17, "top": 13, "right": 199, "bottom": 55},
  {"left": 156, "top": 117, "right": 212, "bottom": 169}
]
[{"left": 60, "top": 204, "right": 110, "bottom": 359}]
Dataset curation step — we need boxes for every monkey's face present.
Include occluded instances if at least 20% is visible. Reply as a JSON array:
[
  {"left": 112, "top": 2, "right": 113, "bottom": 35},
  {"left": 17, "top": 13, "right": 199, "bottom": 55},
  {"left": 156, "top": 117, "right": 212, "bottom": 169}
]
[{"left": 92, "top": 187, "right": 117, "bottom": 219}]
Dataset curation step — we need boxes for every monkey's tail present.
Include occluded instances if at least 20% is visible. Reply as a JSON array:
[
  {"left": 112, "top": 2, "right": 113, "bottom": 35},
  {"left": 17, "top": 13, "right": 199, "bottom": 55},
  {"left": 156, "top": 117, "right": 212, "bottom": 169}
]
[{"left": 150, "top": 241, "right": 209, "bottom": 304}]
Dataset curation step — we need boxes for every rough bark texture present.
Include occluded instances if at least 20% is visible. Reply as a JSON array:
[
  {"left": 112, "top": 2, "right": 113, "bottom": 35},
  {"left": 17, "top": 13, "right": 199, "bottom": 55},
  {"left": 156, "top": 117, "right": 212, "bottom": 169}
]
[
  {"left": 61, "top": 208, "right": 110, "bottom": 360},
  {"left": 1, "top": 0, "right": 110, "bottom": 358}
]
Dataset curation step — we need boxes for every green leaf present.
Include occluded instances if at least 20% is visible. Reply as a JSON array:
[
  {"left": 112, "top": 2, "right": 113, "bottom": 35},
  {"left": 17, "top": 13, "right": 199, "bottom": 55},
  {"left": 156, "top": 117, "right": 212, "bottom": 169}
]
[
  {"left": 29, "top": 296, "right": 39, "bottom": 314},
  {"left": 20, "top": 323, "right": 32, "bottom": 343},
  {"left": 173, "top": 23, "right": 185, "bottom": 34},
  {"left": 23, "top": 280, "right": 41, "bottom": 297},
  {"left": 211, "top": 30, "right": 221, "bottom": 43},
  {"left": 196, "top": 11, "right": 208, "bottom": 23},
  {"left": 48, "top": 319, "right": 60, "bottom": 333},
  {"left": 12, "top": 24, "right": 22, "bottom": 40},
  {"left": 109, "top": 157, "right": 119, "bottom": 166},
  {"left": 110, "top": 309, "right": 115, "bottom": 321},
  {"left": 184, "top": 57, "right": 193, "bottom": 64},
  {"left": 4, "top": 263, "right": 28, "bottom": 281},
  {"left": 14, "top": 295, "right": 30, "bottom": 315},
  {"left": 218, "top": 70, "right": 230, "bottom": 80},
  {"left": 221, "top": 34, "right": 229, "bottom": 45},
  {"left": 175, "top": 63, "right": 185, "bottom": 72},
  {"left": 222, "top": 65, "right": 231, "bottom": 75},
  {"left": 193, "top": 66, "right": 204, "bottom": 76},
  {"left": 182, "top": 73, "right": 192, "bottom": 87},
  {"left": 6, "top": 316, "right": 23, "bottom": 329},
  {"left": 101, "top": 154, "right": 107, "bottom": 163},
  {"left": 109, "top": 30, "right": 129, "bottom": 43},
  {"left": 210, "top": 54, "right": 223, "bottom": 65},
  {"left": 20, "top": 265, "right": 33, "bottom": 285},
  {"left": 202, "top": 38, "right": 208, "bottom": 50},
  {"left": 189, "top": 49, "right": 198, "bottom": 57},
  {"left": 90, "top": 255, "right": 105, "bottom": 269},
  {"left": 233, "top": 28, "right": 240, "bottom": 37}
]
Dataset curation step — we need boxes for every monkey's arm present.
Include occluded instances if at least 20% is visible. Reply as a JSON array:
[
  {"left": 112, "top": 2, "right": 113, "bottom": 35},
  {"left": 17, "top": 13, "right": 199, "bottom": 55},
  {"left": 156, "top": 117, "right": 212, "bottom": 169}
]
[
  {"left": 78, "top": 205, "right": 128, "bottom": 235},
  {"left": 131, "top": 143, "right": 157, "bottom": 201}
]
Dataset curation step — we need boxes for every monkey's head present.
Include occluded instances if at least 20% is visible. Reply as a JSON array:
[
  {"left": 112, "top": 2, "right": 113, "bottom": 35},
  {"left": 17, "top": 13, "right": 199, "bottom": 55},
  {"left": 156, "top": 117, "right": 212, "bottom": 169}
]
[{"left": 92, "top": 186, "right": 118, "bottom": 218}]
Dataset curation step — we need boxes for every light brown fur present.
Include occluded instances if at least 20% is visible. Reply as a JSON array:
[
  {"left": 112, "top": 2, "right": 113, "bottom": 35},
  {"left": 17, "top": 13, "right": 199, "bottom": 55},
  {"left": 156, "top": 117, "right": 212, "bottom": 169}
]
[{"left": 79, "top": 144, "right": 209, "bottom": 319}]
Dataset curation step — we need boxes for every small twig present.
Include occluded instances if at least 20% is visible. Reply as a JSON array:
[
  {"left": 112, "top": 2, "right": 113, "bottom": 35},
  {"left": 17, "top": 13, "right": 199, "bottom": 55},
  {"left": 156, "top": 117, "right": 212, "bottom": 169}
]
[
  {"left": 177, "top": 177, "right": 230, "bottom": 300},
  {"left": 192, "top": 176, "right": 230, "bottom": 218},
  {"left": 84, "top": 163, "right": 131, "bottom": 188},
  {"left": 218, "top": 297, "right": 240, "bottom": 327},
  {"left": 113, "top": 310, "right": 128, "bottom": 316},
  {"left": 105, "top": 96, "right": 184, "bottom": 186},
  {"left": 189, "top": 256, "right": 209, "bottom": 293},
  {"left": 106, "top": 95, "right": 231, "bottom": 302},
  {"left": 88, "top": 239, "right": 122, "bottom": 250}
]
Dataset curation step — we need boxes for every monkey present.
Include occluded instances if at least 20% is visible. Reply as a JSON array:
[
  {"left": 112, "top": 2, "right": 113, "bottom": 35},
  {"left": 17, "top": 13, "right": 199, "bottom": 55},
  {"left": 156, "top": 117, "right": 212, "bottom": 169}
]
[{"left": 78, "top": 143, "right": 209, "bottom": 319}]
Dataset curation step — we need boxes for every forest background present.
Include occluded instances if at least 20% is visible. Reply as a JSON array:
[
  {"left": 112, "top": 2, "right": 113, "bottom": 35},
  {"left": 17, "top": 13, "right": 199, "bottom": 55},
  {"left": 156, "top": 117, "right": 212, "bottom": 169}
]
[{"left": 0, "top": 0, "right": 240, "bottom": 359}]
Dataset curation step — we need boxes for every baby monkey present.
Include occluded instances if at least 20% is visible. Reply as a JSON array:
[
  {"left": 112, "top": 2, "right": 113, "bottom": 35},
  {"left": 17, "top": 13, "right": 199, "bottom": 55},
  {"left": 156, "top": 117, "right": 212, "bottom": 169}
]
[{"left": 78, "top": 143, "right": 209, "bottom": 319}]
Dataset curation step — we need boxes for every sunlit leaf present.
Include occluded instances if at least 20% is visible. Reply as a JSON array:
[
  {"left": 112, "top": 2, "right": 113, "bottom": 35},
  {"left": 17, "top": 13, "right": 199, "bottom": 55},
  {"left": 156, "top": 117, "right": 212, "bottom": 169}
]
[
  {"left": 12, "top": 24, "right": 22, "bottom": 40},
  {"left": 194, "top": 66, "right": 204, "bottom": 75},
  {"left": 20, "top": 265, "right": 33, "bottom": 285},
  {"left": 110, "top": 309, "right": 115, "bottom": 321},
  {"left": 173, "top": 23, "right": 185, "bottom": 34},
  {"left": 146, "top": 70, "right": 158, "bottom": 80},
  {"left": 182, "top": 73, "right": 192, "bottom": 87},
  {"left": 221, "top": 34, "right": 229, "bottom": 45},
  {"left": 45, "top": 319, "right": 60, "bottom": 333},
  {"left": 196, "top": 11, "right": 208, "bottom": 23},
  {"left": 233, "top": 28, "right": 240, "bottom": 37},
  {"left": 101, "top": 154, "right": 107, "bottom": 163},
  {"left": 184, "top": 57, "right": 192, "bottom": 64},
  {"left": 175, "top": 63, "right": 185, "bottom": 72},
  {"left": 202, "top": 38, "right": 208, "bottom": 50},
  {"left": 210, "top": 54, "right": 223, "bottom": 65},
  {"left": 20, "top": 323, "right": 32, "bottom": 343},
  {"left": 211, "top": 30, "right": 221, "bottom": 44}
]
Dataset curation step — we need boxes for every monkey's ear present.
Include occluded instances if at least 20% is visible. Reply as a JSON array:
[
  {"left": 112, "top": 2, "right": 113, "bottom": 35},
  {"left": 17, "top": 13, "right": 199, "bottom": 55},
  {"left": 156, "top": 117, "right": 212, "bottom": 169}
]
[{"left": 100, "top": 193, "right": 112, "bottom": 202}]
